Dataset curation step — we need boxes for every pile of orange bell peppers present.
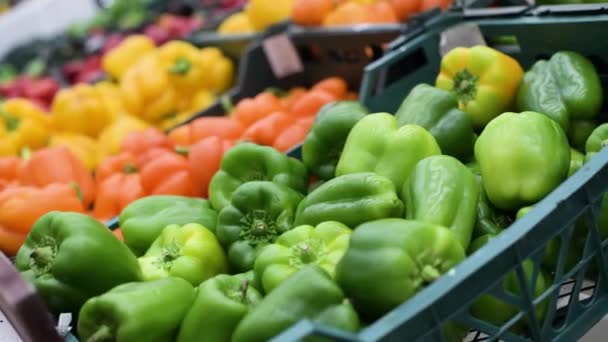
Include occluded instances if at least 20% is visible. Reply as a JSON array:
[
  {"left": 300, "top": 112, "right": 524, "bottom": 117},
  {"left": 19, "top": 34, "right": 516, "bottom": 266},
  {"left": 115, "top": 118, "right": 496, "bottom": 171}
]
[{"left": 0, "top": 76, "right": 354, "bottom": 256}]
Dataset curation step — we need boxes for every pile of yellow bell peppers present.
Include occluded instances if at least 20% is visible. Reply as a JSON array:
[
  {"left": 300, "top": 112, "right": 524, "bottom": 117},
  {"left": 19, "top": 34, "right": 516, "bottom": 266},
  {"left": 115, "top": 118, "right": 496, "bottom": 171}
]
[
  {"left": 0, "top": 36, "right": 235, "bottom": 171},
  {"left": 217, "top": 0, "right": 294, "bottom": 34}
]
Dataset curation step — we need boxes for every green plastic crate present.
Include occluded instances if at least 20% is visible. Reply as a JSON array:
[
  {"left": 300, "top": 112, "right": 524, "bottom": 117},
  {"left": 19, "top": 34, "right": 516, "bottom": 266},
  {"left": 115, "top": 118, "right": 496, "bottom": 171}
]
[{"left": 274, "top": 5, "right": 608, "bottom": 342}]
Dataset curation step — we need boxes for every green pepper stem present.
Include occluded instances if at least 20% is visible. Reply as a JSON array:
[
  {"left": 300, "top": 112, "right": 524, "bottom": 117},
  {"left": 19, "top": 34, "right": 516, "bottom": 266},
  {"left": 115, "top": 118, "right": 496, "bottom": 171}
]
[
  {"left": 29, "top": 245, "right": 55, "bottom": 276},
  {"left": 169, "top": 58, "right": 191, "bottom": 75},
  {"left": 174, "top": 146, "right": 189, "bottom": 156},
  {"left": 297, "top": 243, "right": 316, "bottom": 264},
  {"left": 87, "top": 325, "right": 113, "bottom": 342},
  {"left": 421, "top": 265, "right": 441, "bottom": 283},
  {"left": 452, "top": 69, "right": 478, "bottom": 105},
  {"left": 122, "top": 163, "right": 138, "bottom": 174},
  {"left": 0, "top": 110, "right": 19, "bottom": 132}
]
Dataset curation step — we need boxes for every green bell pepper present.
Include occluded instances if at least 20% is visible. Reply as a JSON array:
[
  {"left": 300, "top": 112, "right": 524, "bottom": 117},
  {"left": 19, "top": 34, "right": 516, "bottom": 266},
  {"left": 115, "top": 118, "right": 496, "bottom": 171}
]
[
  {"left": 217, "top": 180, "right": 304, "bottom": 273},
  {"left": 302, "top": 101, "right": 368, "bottom": 180},
  {"left": 473, "top": 175, "right": 512, "bottom": 238},
  {"left": 294, "top": 172, "right": 404, "bottom": 227},
  {"left": 585, "top": 122, "right": 608, "bottom": 162},
  {"left": 254, "top": 221, "right": 351, "bottom": 294},
  {"left": 568, "top": 120, "right": 597, "bottom": 150},
  {"left": 335, "top": 113, "right": 441, "bottom": 193},
  {"left": 138, "top": 223, "right": 228, "bottom": 286},
  {"left": 474, "top": 111, "right": 570, "bottom": 210},
  {"left": 336, "top": 218, "right": 466, "bottom": 319},
  {"left": 177, "top": 272, "right": 262, "bottom": 342},
  {"left": 516, "top": 51, "right": 603, "bottom": 131},
  {"left": 15, "top": 212, "right": 141, "bottom": 315},
  {"left": 232, "top": 266, "right": 360, "bottom": 342},
  {"left": 469, "top": 235, "right": 548, "bottom": 332},
  {"left": 77, "top": 277, "right": 195, "bottom": 342},
  {"left": 119, "top": 195, "right": 217, "bottom": 256},
  {"left": 395, "top": 84, "right": 475, "bottom": 161},
  {"left": 569, "top": 148, "right": 585, "bottom": 177},
  {"left": 209, "top": 142, "right": 308, "bottom": 211},
  {"left": 404, "top": 155, "right": 479, "bottom": 249}
]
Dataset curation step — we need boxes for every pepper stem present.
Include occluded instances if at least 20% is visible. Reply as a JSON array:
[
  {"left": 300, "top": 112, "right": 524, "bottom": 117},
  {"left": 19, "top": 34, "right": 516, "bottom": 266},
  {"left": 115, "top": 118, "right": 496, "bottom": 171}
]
[
  {"left": 240, "top": 279, "right": 249, "bottom": 301},
  {"left": 122, "top": 163, "right": 137, "bottom": 174},
  {"left": 452, "top": 69, "right": 478, "bottom": 105},
  {"left": 174, "top": 146, "right": 189, "bottom": 156},
  {"left": 87, "top": 325, "right": 113, "bottom": 342},
  {"left": 421, "top": 265, "right": 441, "bottom": 283},
  {"left": 169, "top": 58, "right": 191, "bottom": 75},
  {"left": 29, "top": 245, "right": 55, "bottom": 276},
  {"left": 297, "top": 243, "right": 316, "bottom": 264},
  {"left": 0, "top": 110, "right": 19, "bottom": 132}
]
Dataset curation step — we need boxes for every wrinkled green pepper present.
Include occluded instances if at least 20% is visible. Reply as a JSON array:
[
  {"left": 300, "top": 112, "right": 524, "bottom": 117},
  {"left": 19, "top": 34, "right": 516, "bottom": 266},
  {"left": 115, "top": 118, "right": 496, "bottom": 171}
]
[
  {"left": 585, "top": 122, "right": 608, "bottom": 162},
  {"left": 404, "top": 155, "right": 479, "bottom": 249},
  {"left": 138, "top": 223, "right": 228, "bottom": 286},
  {"left": 254, "top": 221, "right": 351, "bottom": 294},
  {"left": 177, "top": 272, "right": 262, "bottom": 342},
  {"left": 232, "top": 266, "right": 360, "bottom": 342},
  {"left": 302, "top": 101, "right": 368, "bottom": 180},
  {"left": 15, "top": 212, "right": 141, "bottom": 315},
  {"left": 395, "top": 84, "right": 475, "bottom": 161},
  {"left": 217, "top": 180, "right": 304, "bottom": 273},
  {"left": 294, "top": 172, "right": 404, "bottom": 227},
  {"left": 119, "top": 195, "right": 217, "bottom": 256},
  {"left": 516, "top": 51, "right": 603, "bottom": 131},
  {"left": 77, "top": 277, "right": 195, "bottom": 342},
  {"left": 209, "top": 142, "right": 308, "bottom": 211},
  {"left": 336, "top": 218, "right": 465, "bottom": 319},
  {"left": 469, "top": 234, "right": 548, "bottom": 332},
  {"left": 474, "top": 111, "right": 570, "bottom": 210},
  {"left": 336, "top": 113, "right": 441, "bottom": 193},
  {"left": 568, "top": 120, "right": 597, "bottom": 150}
]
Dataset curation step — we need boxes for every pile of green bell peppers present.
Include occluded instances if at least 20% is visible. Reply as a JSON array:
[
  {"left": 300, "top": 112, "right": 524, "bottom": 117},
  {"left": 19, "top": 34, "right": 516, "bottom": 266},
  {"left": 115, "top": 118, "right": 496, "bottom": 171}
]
[{"left": 12, "top": 49, "right": 607, "bottom": 342}]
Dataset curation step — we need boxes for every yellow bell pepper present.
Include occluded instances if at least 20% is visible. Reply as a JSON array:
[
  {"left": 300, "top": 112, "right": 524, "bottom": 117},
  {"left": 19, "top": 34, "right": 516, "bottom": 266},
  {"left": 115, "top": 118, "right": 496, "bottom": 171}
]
[
  {"left": 158, "top": 41, "right": 208, "bottom": 96},
  {"left": 198, "top": 47, "right": 235, "bottom": 94},
  {"left": 0, "top": 99, "right": 51, "bottom": 156},
  {"left": 49, "top": 133, "right": 99, "bottom": 170},
  {"left": 102, "top": 35, "right": 156, "bottom": 81},
  {"left": 97, "top": 114, "right": 150, "bottom": 159},
  {"left": 51, "top": 84, "right": 120, "bottom": 138},
  {"left": 159, "top": 90, "right": 216, "bottom": 130},
  {"left": 218, "top": 12, "right": 256, "bottom": 34},
  {"left": 120, "top": 53, "right": 180, "bottom": 125},
  {"left": 245, "top": 0, "right": 294, "bottom": 31}
]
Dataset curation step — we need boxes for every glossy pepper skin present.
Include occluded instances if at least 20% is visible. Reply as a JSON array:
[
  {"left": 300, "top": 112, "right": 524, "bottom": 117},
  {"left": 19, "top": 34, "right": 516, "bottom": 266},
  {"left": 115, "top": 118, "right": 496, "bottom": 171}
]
[
  {"left": 217, "top": 181, "right": 304, "bottom": 273},
  {"left": 468, "top": 235, "right": 548, "bottom": 332},
  {"left": 209, "top": 142, "right": 308, "bottom": 211},
  {"left": 119, "top": 195, "right": 217, "bottom": 256},
  {"left": 158, "top": 41, "right": 209, "bottom": 96},
  {"left": 96, "top": 114, "right": 150, "bottom": 159},
  {"left": 395, "top": 84, "right": 475, "bottom": 161},
  {"left": 17, "top": 146, "right": 96, "bottom": 208},
  {"left": 469, "top": 171, "right": 512, "bottom": 239},
  {"left": 294, "top": 172, "right": 404, "bottom": 227},
  {"left": 335, "top": 113, "right": 441, "bottom": 193},
  {"left": 15, "top": 212, "right": 141, "bottom": 315},
  {"left": 139, "top": 223, "right": 228, "bottom": 286},
  {"left": 254, "top": 221, "right": 351, "bottom": 294},
  {"left": 101, "top": 35, "right": 156, "bottom": 81},
  {"left": 0, "top": 184, "right": 85, "bottom": 256},
  {"left": 177, "top": 272, "right": 262, "bottom": 342},
  {"left": 0, "top": 98, "right": 50, "bottom": 156},
  {"left": 568, "top": 120, "right": 597, "bottom": 151},
  {"left": 585, "top": 122, "right": 608, "bottom": 162},
  {"left": 436, "top": 46, "right": 524, "bottom": 129},
  {"left": 232, "top": 266, "right": 360, "bottom": 342},
  {"left": 404, "top": 155, "right": 479, "bottom": 250},
  {"left": 517, "top": 51, "right": 603, "bottom": 131},
  {"left": 51, "top": 83, "right": 120, "bottom": 138},
  {"left": 474, "top": 111, "right": 570, "bottom": 210},
  {"left": 78, "top": 277, "right": 195, "bottom": 342},
  {"left": 302, "top": 101, "right": 368, "bottom": 180},
  {"left": 336, "top": 219, "right": 466, "bottom": 319}
]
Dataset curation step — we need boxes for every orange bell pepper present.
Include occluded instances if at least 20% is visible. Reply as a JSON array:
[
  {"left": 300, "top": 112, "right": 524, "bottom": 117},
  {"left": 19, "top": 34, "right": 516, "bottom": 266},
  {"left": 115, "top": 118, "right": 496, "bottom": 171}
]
[
  {"left": 241, "top": 111, "right": 295, "bottom": 146},
  {"left": 140, "top": 150, "right": 194, "bottom": 196},
  {"left": 96, "top": 152, "right": 138, "bottom": 184},
  {"left": 179, "top": 136, "right": 234, "bottom": 198},
  {"left": 311, "top": 77, "right": 348, "bottom": 99},
  {"left": 168, "top": 125, "right": 191, "bottom": 146},
  {"left": 291, "top": 89, "right": 337, "bottom": 118},
  {"left": 0, "top": 156, "right": 22, "bottom": 182},
  {"left": 231, "top": 92, "right": 285, "bottom": 127},
  {"left": 0, "top": 183, "right": 85, "bottom": 255},
  {"left": 17, "top": 146, "right": 96, "bottom": 208},
  {"left": 189, "top": 117, "right": 245, "bottom": 144},
  {"left": 120, "top": 128, "right": 174, "bottom": 156},
  {"left": 273, "top": 116, "right": 316, "bottom": 152},
  {"left": 94, "top": 172, "right": 145, "bottom": 222},
  {"left": 281, "top": 87, "right": 307, "bottom": 111}
]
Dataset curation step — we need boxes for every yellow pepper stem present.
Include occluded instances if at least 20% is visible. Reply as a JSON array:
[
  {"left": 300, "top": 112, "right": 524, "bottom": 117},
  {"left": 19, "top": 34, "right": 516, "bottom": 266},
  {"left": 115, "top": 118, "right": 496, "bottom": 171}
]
[
  {"left": 0, "top": 111, "right": 19, "bottom": 131},
  {"left": 452, "top": 69, "right": 479, "bottom": 105},
  {"left": 169, "top": 58, "right": 192, "bottom": 75}
]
